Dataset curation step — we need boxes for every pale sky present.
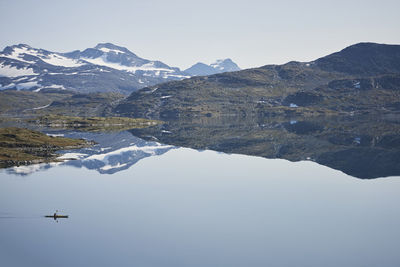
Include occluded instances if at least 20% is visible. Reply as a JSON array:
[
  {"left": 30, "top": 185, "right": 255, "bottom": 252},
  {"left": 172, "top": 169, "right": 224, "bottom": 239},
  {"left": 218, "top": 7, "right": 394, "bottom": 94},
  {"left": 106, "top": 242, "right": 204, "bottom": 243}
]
[{"left": 1, "top": 0, "right": 399, "bottom": 70}]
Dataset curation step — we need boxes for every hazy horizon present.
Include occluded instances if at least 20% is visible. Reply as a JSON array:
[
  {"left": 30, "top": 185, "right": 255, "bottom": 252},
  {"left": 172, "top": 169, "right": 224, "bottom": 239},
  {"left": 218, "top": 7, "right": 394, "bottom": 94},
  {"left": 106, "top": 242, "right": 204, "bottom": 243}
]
[{"left": 1, "top": 0, "right": 399, "bottom": 70}]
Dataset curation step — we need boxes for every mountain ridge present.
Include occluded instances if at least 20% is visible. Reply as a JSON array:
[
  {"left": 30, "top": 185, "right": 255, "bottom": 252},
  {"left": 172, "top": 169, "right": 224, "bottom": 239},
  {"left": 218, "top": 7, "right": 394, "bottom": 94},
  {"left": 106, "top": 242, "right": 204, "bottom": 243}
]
[
  {"left": 0, "top": 43, "right": 189, "bottom": 94},
  {"left": 115, "top": 42, "right": 400, "bottom": 119},
  {"left": 0, "top": 43, "right": 241, "bottom": 95}
]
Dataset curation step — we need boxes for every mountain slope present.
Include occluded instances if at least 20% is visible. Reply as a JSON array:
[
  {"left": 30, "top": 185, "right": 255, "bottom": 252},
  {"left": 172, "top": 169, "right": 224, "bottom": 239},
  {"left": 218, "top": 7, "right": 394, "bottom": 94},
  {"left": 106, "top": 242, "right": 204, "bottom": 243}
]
[
  {"left": 0, "top": 43, "right": 189, "bottom": 94},
  {"left": 184, "top": 58, "right": 240, "bottom": 76},
  {"left": 115, "top": 43, "right": 400, "bottom": 119},
  {"left": 315, "top": 42, "right": 400, "bottom": 75}
]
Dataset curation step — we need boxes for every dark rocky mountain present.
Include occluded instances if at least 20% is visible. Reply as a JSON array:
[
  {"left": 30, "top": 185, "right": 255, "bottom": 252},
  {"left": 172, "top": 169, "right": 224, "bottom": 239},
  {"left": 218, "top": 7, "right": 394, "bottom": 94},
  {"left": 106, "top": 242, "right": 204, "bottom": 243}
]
[
  {"left": 184, "top": 58, "right": 240, "bottom": 76},
  {"left": 115, "top": 43, "right": 400, "bottom": 119},
  {"left": 0, "top": 43, "right": 189, "bottom": 95},
  {"left": 315, "top": 42, "right": 400, "bottom": 75}
]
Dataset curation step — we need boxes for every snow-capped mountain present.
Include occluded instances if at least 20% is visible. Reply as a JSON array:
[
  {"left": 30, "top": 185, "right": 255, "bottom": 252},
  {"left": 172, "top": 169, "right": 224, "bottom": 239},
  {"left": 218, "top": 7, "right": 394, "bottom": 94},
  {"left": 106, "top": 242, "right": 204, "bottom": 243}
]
[
  {"left": 65, "top": 43, "right": 187, "bottom": 80},
  {"left": 0, "top": 43, "right": 189, "bottom": 94},
  {"left": 184, "top": 58, "right": 240, "bottom": 76}
]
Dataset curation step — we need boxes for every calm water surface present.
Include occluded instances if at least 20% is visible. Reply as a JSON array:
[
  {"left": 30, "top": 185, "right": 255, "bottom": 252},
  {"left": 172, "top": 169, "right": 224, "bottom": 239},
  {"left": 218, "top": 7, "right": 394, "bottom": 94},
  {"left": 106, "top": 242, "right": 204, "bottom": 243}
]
[{"left": 1, "top": 127, "right": 400, "bottom": 267}]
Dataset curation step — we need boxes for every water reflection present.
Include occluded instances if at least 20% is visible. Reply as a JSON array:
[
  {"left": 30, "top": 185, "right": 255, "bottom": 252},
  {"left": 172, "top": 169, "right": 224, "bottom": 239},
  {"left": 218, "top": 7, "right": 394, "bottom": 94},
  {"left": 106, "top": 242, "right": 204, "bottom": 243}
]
[
  {"left": 3, "top": 115, "right": 400, "bottom": 179},
  {"left": 6, "top": 131, "right": 174, "bottom": 176},
  {"left": 129, "top": 115, "right": 400, "bottom": 179}
]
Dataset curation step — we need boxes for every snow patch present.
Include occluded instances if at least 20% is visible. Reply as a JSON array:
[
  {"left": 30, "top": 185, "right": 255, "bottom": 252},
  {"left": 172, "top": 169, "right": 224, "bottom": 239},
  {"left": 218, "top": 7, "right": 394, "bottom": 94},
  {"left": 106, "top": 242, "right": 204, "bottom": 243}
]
[
  {"left": 16, "top": 81, "right": 39, "bottom": 90},
  {"left": 81, "top": 55, "right": 175, "bottom": 73},
  {"left": 4, "top": 46, "right": 37, "bottom": 64},
  {"left": 98, "top": 47, "right": 125, "bottom": 54},
  {"left": 210, "top": 59, "right": 226, "bottom": 71},
  {"left": 0, "top": 64, "right": 36, "bottom": 77},
  {"left": 58, "top": 153, "right": 88, "bottom": 160},
  {"left": 46, "top": 133, "right": 64, "bottom": 137},
  {"left": 0, "top": 83, "right": 16, "bottom": 89},
  {"left": 145, "top": 87, "right": 158, "bottom": 94},
  {"left": 41, "top": 54, "right": 84, "bottom": 67},
  {"left": 47, "top": 72, "right": 79, "bottom": 75},
  {"left": 11, "top": 164, "right": 44, "bottom": 175},
  {"left": 3, "top": 46, "right": 84, "bottom": 67},
  {"left": 48, "top": 84, "right": 66, "bottom": 90},
  {"left": 100, "top": 163, "right": 127, "bottom": 171},
  {"left": 33, "top": 103, "right": 51, "bottom": 110}
]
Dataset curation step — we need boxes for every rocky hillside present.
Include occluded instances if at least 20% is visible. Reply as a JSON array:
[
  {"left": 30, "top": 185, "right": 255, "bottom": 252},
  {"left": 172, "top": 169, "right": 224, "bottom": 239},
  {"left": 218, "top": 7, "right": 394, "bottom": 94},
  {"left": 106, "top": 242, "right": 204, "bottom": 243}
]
[{"left": 115, "top": 43, "right": 400, "bottom": 119}]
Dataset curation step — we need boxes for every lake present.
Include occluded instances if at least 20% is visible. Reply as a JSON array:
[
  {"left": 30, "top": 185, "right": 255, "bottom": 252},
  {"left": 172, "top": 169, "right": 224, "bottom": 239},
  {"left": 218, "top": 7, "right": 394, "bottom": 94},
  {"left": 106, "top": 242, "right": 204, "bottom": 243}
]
[{"left": 1, "top": 116, "right": 400, "bottom": 267}]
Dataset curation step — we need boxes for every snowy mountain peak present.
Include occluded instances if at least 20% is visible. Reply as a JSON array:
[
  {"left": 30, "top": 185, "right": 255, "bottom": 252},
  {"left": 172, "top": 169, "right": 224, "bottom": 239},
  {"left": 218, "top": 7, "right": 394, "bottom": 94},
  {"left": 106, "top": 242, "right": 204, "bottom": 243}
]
[
  {"left": 74, "top": 44, "right": 187, "bottom": 77},
  {"left": 0, "top": 44, "right": 85, "bottom": 68},
  {"left": 210, "top": 58, "right": 240, "bottom": 72},
  {"left": 184, "top": 58, "right": 240, "bottom": 76},
  {"left": 3, "top": 43, "right": 31, "bottom": 52},
  {"left": 94, "top": 43, "right": 133, "bottom": 55},
  {"left": 0, "top": 43, "right": 189, "bottom": 94},
  {"left": 2, "top": 44, "right": 38, "bottom": 58},
  {"left": 78, "top": 43, "right": 145, "bottom": 67}
]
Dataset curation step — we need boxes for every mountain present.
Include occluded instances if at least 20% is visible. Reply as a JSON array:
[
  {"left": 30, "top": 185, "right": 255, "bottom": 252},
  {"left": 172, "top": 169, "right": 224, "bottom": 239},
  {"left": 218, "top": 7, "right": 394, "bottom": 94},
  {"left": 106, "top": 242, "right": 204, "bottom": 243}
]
[
  {"left": 115, "top": 43, "right": 400, "bottom": 119},
  {"left": 0, "top": 43, "right": 189, "bottom": 95},
  {"left": 184, "top": 59, "right": 240, "bottom": 76}
]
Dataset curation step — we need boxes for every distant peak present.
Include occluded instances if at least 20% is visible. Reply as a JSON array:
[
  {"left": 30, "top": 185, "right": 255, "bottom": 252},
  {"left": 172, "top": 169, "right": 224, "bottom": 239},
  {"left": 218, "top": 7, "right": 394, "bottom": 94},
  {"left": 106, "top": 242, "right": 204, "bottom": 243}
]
[
  {"left": 16, "top": 43, "right": 32, "bottom": 48},
  {"left": 5, "top": 44, "right": 33, "bottom": 50},
  {"left": 192, "top": 62, "right": 208, "bottom": 67},
  {"left": 210, "top": 58, "right": 240, "bottom": 71},
  {"left": 94, "top": 43, "right": 131, "bottom": 53},
  {"left": 1, "top": 43, "right": 34, "bottom": 54},
  {"left": 184, "top": 58, "right": 240, "bottom": 76}
]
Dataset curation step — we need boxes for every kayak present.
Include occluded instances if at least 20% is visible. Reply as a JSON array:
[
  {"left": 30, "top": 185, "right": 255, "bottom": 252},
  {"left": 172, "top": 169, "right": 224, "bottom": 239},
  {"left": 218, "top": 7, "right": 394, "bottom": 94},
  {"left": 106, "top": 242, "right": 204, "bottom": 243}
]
[{"left": 45, "top": 215, "right": 69, "bottom": 219}]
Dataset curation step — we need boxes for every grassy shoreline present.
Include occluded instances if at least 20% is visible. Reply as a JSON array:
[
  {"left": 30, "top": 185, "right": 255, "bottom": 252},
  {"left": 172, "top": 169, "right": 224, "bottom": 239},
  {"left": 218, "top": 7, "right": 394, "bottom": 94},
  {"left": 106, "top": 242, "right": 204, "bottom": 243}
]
[
  {"left": 27, "top": 115, "right": 161, "bottom": 132},
  {"left": 0, "top": 127, "right": 94, "bottom": 168}
]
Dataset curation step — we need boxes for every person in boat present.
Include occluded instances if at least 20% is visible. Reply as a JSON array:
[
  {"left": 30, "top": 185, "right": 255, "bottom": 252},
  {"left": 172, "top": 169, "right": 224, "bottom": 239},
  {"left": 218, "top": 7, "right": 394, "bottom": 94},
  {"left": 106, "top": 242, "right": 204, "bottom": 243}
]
[{"left": 53, "top": 210, "right": 58, "bottom": 218}]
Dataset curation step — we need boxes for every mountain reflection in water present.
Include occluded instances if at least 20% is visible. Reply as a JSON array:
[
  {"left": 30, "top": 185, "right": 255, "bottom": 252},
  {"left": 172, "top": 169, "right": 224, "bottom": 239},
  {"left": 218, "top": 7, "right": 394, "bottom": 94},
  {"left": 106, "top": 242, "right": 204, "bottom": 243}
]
[
  {"left": 4, "top": 115, "right": 400, "bottom": 179},
  {"left": 6, "top": 131, "right": 174, "bottom": 176},
  {"left": 129, "top": 115, "right": 400, "bottom": 179}
]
